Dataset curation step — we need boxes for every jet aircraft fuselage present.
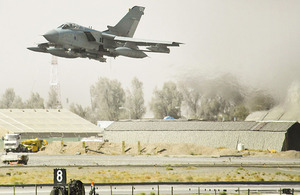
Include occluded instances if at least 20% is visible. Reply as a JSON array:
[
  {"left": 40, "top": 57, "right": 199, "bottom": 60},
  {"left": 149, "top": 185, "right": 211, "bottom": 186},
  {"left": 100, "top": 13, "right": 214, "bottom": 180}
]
[{"left": 28, "top": 6, "right": 181, "bottom": 62}]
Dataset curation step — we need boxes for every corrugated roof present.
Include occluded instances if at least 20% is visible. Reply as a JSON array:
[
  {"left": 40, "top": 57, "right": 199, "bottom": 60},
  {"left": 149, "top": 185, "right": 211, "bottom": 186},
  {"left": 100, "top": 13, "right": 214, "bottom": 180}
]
[
  {"left": 106, "top": 121, "right": 296, "bottom": 132},
  {"left": 0, "top": 109, "right": 102, "bottom": 134},
  {"left": 259, "top": 121, "right": 295, "bottom": 131},
  {"left": 245, "top": 106, "right": 300, "bottom": 122},
  {"left": 245, "top": 111, "right": 268, "bottom": 121}
]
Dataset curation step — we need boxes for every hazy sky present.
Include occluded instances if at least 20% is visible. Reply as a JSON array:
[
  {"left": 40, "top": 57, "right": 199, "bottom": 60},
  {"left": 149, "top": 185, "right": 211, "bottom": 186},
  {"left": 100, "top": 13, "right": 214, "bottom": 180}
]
[{"left": 0, "top": 0, "right": 300, "bottom": 114}]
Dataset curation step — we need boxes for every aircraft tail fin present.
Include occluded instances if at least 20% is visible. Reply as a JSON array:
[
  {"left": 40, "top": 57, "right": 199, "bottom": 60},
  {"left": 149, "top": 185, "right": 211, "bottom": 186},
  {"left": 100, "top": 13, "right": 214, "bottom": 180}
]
[{"left": 106, "top": 6, "right": 145, "bottom": 37}]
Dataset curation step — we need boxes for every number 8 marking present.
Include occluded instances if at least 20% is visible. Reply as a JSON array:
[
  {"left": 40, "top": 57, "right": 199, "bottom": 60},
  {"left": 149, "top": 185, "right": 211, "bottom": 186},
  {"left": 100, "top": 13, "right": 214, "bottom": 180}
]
[{"left": 57, "top": 170, "right": 63, "bottom": 182}]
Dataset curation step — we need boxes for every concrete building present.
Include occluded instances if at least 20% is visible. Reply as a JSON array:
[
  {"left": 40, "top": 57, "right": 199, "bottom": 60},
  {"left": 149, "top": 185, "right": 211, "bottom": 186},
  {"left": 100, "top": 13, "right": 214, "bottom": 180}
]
[
  {"left": 0, "top": 109, "right": 102, "bottom": 140},
  {"left": 104, "top": 120, "right": 300, "bottom": 151}
]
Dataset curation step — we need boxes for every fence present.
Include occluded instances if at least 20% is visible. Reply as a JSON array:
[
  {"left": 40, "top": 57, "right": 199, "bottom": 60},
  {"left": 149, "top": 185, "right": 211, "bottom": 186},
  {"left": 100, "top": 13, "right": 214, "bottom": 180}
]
[{"left": 0, "top": 182, "right": 298, "bottom": 195}]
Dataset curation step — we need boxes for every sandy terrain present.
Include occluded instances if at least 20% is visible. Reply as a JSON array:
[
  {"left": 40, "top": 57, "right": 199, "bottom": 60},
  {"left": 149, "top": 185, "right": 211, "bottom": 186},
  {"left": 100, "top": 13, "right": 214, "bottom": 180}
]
[
  {"left": 38, "top": 141, "right": 300, "bottom": 159},
  {"left": 0, "top": 142, "right": 299, "bottom": 184},
  {"left": 0, "top": 165, "right": 300, "bottom": 185}
]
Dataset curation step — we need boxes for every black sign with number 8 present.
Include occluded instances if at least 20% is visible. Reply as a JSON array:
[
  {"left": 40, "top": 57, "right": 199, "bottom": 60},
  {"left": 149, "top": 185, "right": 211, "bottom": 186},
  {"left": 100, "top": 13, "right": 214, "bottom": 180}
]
[{"left": 54, "top": 168, "right": 67, "bottom": 185}]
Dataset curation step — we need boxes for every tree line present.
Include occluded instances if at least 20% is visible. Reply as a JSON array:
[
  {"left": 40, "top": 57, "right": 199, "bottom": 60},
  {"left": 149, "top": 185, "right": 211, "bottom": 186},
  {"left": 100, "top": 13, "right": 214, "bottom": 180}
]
[
  {"left": 0, "top": 88, "right": 58, "bottom": 109},
  {"left": 0, "top": 74, "right": 276, "bottom": 123}
]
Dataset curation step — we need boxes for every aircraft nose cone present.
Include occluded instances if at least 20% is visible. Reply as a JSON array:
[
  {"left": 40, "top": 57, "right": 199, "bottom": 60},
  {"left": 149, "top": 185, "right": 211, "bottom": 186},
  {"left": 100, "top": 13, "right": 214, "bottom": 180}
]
[{"left": 43, "top": 30, "right": 59, "bottom": 43}]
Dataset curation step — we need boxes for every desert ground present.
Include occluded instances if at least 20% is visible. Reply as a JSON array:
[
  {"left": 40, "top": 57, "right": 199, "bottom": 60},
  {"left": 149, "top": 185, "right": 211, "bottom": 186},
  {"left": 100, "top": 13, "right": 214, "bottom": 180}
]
[
  {"left": 0, "top": 142, "right": 299, "bottom": 185},
  {"left": 39, "top": 141, "right": 300, "bottom": 158}
]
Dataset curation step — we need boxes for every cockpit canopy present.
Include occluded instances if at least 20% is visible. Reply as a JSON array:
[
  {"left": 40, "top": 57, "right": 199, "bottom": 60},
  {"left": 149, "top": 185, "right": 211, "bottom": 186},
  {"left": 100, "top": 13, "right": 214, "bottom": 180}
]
[{"left": 57, "top": 23, "right": 81, "bottom": 30}]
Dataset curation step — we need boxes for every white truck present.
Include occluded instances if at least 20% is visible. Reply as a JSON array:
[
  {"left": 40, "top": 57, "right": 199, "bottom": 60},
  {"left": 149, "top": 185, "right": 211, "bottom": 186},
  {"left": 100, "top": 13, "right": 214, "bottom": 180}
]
[
  {"left": 1, "top": 153, "right": 29, "bottom": 165},
  {"left": 3, "top": 134, "right": 27, "bottom": 153}
]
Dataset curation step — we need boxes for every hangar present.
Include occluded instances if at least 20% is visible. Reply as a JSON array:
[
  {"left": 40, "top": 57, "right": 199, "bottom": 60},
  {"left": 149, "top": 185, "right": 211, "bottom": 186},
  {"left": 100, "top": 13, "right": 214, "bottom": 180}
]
[
  {"left": 0, "top": 109, "right": 102, "bottom": 140},
  {"left": 104, "top": 120, "right": 300, "bottom": 151},
  {"left": 245, "top": 109, "right": 300, "bottom": 122}
]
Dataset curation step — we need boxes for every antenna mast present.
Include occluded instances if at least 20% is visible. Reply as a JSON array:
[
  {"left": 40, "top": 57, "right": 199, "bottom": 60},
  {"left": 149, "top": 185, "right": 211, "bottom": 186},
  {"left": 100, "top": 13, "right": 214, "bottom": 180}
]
[{"left": 50, "top": 56, "right": 62, "bottom": 108}]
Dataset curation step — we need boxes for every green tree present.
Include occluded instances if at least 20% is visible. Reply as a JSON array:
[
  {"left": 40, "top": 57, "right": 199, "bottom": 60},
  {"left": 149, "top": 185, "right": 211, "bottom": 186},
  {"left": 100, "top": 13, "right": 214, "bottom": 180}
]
[
  {"left": 179, "top": 74, "right": 246, "bottom": 121},
  {"left": 69, "top": 103, "right": 87, "bottom": 118},
  {"left": 90, "top": 77, "right": 125, "bottom": 121},
  {"left": 179, "top": 74, "right": 276, "bottom": 121},
  {"left": 69, "top": 103, "right": 95, "bottom": 123},
  {"left": 125, "top": 77, "right": 146, "bottom": 119},
  {"left": 179, "top": 82, "right": 202, "bottom": 118},
  {"left": 26, "top": 92, "right": 45, "bottom": 108},
  {"left": 46, "top": 87, "right": 61, "bottom": 109},
  {"left": 233, "top": 105, "right": 250, "bottom": 121},
  {"left": 12, "top": 96, "right": 24, "bottom": 109},
  {"left": 0, "top": 88, "right": 24, "bottom": 108},
  {"left": 150, "top": 81, "right": 182, "bottom": 119}
]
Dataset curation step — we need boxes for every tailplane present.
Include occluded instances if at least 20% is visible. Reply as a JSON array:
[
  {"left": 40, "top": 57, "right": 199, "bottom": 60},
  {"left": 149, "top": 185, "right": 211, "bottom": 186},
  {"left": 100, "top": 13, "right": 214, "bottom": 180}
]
[{"left": 106, "top": 6, "right": 145, "bottom": 37}]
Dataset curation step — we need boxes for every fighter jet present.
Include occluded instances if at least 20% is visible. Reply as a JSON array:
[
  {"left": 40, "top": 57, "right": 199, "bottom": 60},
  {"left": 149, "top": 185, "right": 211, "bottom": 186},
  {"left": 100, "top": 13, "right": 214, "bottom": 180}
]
[{"left": 27, "top": 6, "right": 182, "bottom": 62}]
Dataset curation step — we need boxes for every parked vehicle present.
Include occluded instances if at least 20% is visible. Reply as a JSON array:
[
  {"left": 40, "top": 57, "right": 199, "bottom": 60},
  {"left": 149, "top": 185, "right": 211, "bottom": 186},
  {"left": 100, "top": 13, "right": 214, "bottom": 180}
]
[
  {"left": 1, "top": 153, "right": 29, "bottom": 165},
  {"left": 21, "top": 138, "right": 47, "bottom": 152},
  {"left": 3, "top": 134, "right": 47, "bottom": 153},
  {"left": 3, "top": 134, "right": 27, "bottom": 152}
]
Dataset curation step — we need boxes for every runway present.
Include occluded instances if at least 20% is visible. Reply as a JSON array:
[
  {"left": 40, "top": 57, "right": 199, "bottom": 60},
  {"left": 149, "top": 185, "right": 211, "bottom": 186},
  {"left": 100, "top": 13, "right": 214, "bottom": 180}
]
[
  {"left": 0, "top": 154, "right": 299, "bottom": 194},
  {"left": 1, "top": 154, "right": 299, "bottom": 167}
]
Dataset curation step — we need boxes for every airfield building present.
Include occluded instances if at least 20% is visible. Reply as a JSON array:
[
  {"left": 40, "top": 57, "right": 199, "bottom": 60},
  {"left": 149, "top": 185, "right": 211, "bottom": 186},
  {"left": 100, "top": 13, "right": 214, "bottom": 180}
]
[
  {"left": 104, "top": 120, "right": 300, "bottom": 151},
  {"left": 246, "top": 109, "right": 300, "bottom": 122},
  {"left": 0, "top": 109, "right": 102, "bottom": 141}
]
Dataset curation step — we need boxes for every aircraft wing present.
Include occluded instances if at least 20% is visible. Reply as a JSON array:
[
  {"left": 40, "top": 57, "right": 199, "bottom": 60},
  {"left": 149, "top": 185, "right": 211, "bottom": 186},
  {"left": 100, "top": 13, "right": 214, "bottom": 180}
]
[
  {"left": 113, "top": 36, "right": 182, "bottom": 53},
  {"left": 114, "top": 36, "right": 182, "bottom": 47}
]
